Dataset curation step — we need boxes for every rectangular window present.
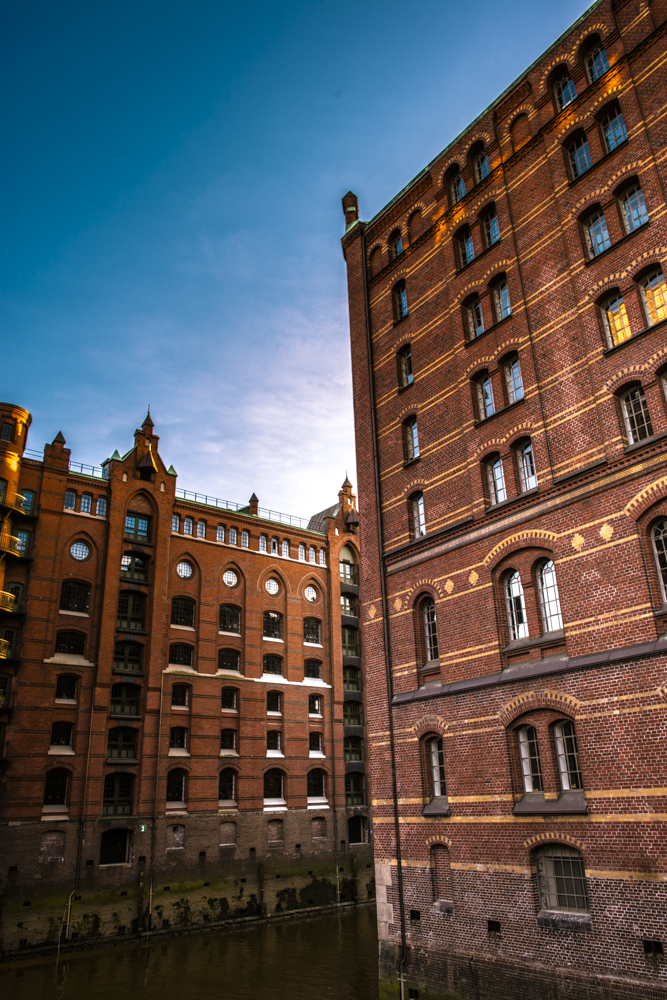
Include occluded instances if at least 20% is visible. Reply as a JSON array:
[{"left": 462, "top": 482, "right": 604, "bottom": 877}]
[
  {"left": 586, "top": 212, "right": 611, "bottom": 257},
  {"left": 343, "top": 666, "right": 360, "bottom": 690},
  {"left": 1, "top": 421, "right": 15, "bottom": 442},
  {"left": 80, "top": 494, "right": 92, "bottom": 514},
  {"left": 466, "top": 298, "right": 484, "bottom": 340},
  {"left": 197, "top": 520, "right": 206, "bottom": 538},
  {"left": 183, "top": 517, "right": 193, "bottom": 535},
  {"left": 603, "top": 111, "right": 627, "bottom": 152},
  {"left": 229, "top": 527, "right": 237, "bottom": 545},
  {"left": 263, "top": 612, "right": 282, "bottom": 639},
  {"left": 494, "top": 282, "right": 511, "bottom": 320},
  {"left": 487, "top": 457, "right": 507, "bottom": 505},
  {"left": 172, "top": 514, "right": 181, "bottom": 533},
  {"left": 305, "top": 660, "right": 322, "bottom": 679},
  {"left": 622, "top": 387, "right": 653, "bottom": 443},
  {"left": 569, "top": 138, "right": 592, "bottom": 178},
  {"left": 477, "top": 377, "right": 495, "bottom": 419},
  {"left": 125, "top": 514, "right": 150, "bottom": 542},
  {"left": 518, "top": 726, "right": 542, "bottom": 792},
  {"left": 260, "top": 535, "right": 267, "bottom": 552},
  {"left": 518, "top": 443, "right": 538, "bottom": 491},
  {"left": 622, "top": 185, "right": 648, "bottom": 232},
  {"left": 220, "top": 729, "right": 236, "bottom": 750},
  {"left": 484, "top": 213, "right": 500, "bottom": 246},
  {"left": 342, "top": 626, "right": 359, "bottom": 657},
  {"left": 216, "top": 524, "right": 225, "bottom": 542},
  {"left": 506, "top": 358, "right": 524, "bottom": 403},
  {"left": 553, "top": 721, "right": 583, "bottom": 790},
  {"left": 117, "top": 592, "right": 145, "bottom": 630},
  {"left": 641, "top": 271, "right": 667, "bottom": 327},
  {"left": 241, "top": 529, "right": 249, "bottom": 547},
  {"left": 537, "top": 848, "right": 589, "bottom": 913},
  {"left": 96, "top": 497, "right": 108, "bottom": 517},
  {"left": 21, "top": 490, "right": 35, "bottom": 514},
  {"left": 64, "top": 490, "right": 76, "bottom": 510},
  {"left": 16, "top": 530, "right": 29, "bottom": 554},
  {"left": 267, "top": 730, "right": 281, "bottom": 752}
]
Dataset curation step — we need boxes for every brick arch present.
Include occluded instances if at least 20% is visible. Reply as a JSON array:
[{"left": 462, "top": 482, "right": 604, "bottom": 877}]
[
  {"left": 493, "top": 336, "right": 529, "bottom": 362},
  {"left": 125, "top": 489, "right": 155, "bottom": 515},
  {"left": 624, "top": 475, "right": 667, "bottom": 520},
  {"left": 499, "top": 689, "right": 581, "bottom": 727},
  {"left": 645, "top": 346, "right": 667, "bottom": 378},
  {"left": 258, "top": 565, "right": 291, "bottom": 594},
  {"left": 586, "top": 247, "right": 667, "bottom": 302},
  {"left": 483, "top": 530, "right": 558, "bottom": 568},
  {"left": 473, "top": 436, "right": 508, "bottom": 461},
  {"left": 524, "top": 832, "right": 584, "bottom": 852},
  {"left": 571, "top": 22, "right": 613, "bottom": 55},
  {"left": 452, "top": 258, "right": 515, "bottom": 305},
  {"left": 462, "top": 131, "right": 494, "bottom": 156},
  {"left": 602, "top": 365, "right": 647, "bottom": 394},
  {"left": 391, "top": 329, "right": 415, "bottom": 353},
  {"left": 401, "top": 478, "right": 430, "bottom": 499},
  {"left": 402, "top": 579, "right": 446, "bottom": 603},
  {"left": 465, "top": 354, "right": 497, "bottom": 378},
  {"left": 426, "top": 835, "right": 452, "bottom": 848},
  {"left": 502, "top": 105, "right": 537, "bottom": 143},
  {"left": 412, "top": 716, "right": 450, "bottom": 738},
  {"left": 538, "top": 55, "right": 574, "bottom": 95},
  {"left": 397, "top": 403, "right": 422, "bottom": 421},
  {"left": 504, "top": 421, "right": 540, "bottom": 448}
]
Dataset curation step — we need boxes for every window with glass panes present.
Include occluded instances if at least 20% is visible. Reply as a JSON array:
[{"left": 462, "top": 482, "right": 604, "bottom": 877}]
[
  {"left": 96, "top": 497, "right": 108, "bottom": 516},
  {"left": 505, "top": 356, "right": 524, "bottom": 402},
  {"left": 397, "top": 344, "right": 413, "bottom": 387},
  {"left": 64, "top": 489, "right": 76, "bottom": 510},
  {"left": 304, "top": 617, "right": 322, "bottom": 643},
  {"left": 197, "top": 520, "right": 206, "bottom": 538},
  {"left": 267, "top": 730, "right": 281, "bottom": 752},
  {"left": 308, "top": 693, "right": 322, "bottom": 715},
  {"left": 60, "top": 580, "right": 90, "bottom": 613},
  {"left": 584, "top": 211, "right": 611, "bottom": 257},
  {"left": 219, "top": 769, "right": 236, "bottom": 800},
  {"left": 568, "top": 136, "right": 592, "bottom": 177},
  {"left": 555, "top": 74, "right": 576, "bottom": 109},
  {"left": 44, "top": 768, "right": 69, "bottom": 805},
  {"left": 343, "top": 700, "right": 362, "bottom": 725},
  {"left": 345, "top": 736, "right": 363, "bottom": 761},
  {"left": 121, "top": 553, "right": 147, "bottom": 580},
  {"left": 107, "top": 727, "right": 138, "bottom": 759},
  {"left": 621, "top": 386, "right": 653, "bottom": 443},
  {"left": 451, "top": 174, "right": 465, "bottom": 202},
  {"left": 343, "top": 666, "right": 360, "bottom": 690},
  {"left": 309, "top": 732, "right": 322, "bottom": 753},
  {"left": 21, "top": 490, "right": 35, "bottom": 514},
  {"left": 506, "top": 571, "right": 529, "bottom": 640},
  {"left": 538, "top": 560, "right": 563, "bottom": 632},
  {"left": 263, "top": 654, "right": 283, "bottom": 675},
  {"left": 465, "top": 296, "right": 485, "bottom": 339},
  {"left": 586, "top": 44, "right": 608, "bottom": 82},
  {"left": 493, "top": 280, "right": 512, "bottom": 320},
  {"left": 517, "top": 441, "right": 538, "bottom": 492},
  {"left": 125, "top": 513, "right": 150, "bottom": 541},
  {"left": 487, "top": 456, "right": 507, "bottom": 504},
  {"left": 653, "top": 519, "right": 667, "bottom": 598},
  {"left": 218, "top": 649, "right": 241, "bottom": 671},
  {"left": 403, "top": 416, "right": 419, "bottom": 462},
  {"left": 477, "top": 374, "right": 495, "bottom": 418},
  {"left": 457, "top": 226, "right": 474, "bottom": 267},
  {"left": 166, "top": 769, "right": 186, "bottom": 802},
  {"left": 483, "top": 210, "right": 500, "bottom": 246},
  {"left": 341, "top": 594, "right": 358, "bottom": 616},
  {"left": 410, "top": 492, "right": 426, "bottom": 538},
  {"left": 389, "top": 229, "right": 403, "bottom": 258},
  {"left": 55, "top": 631, "right": 86, "bottom": 655},
  {"left": 171, "top": 684, "right": 189, "bottom": 707},
  {"left": 554, "top": 720, "right": 583, "bottom": 790},
  {"left": 264, "top": 769, "right": 284, "bottom": 798},
  {"left": 305, "top": 659, "right": 322, "bottom": 679},
  {"left": 110, "top": 683, "right": 140, "bottom": 715},
  {"left": 342, "top": 626, "right": 359, "bottom": 657},
  {"left": 621, "top": 184, "right": 648, "bottom": 232},
  {"left": 229, "top": 527, "right": 237, "bottom": 544},
  {"left": 282, "top": 539, "right": 289, "bottom": 557},
  {"left": 475, "top": 152, "right": 490, "bottom": 182},
  {"left": 602, "top": 293, "right": 632, "bottom": 346},
  {"left": 393, "top": 279, "right": 408, "bottom": 320},
  {"left": 219, "top": 604, "right": 241, "bottom": 633},
  {"left": 101, "top": 774, "right": 133, "bottom": 814},
  {"left": 117, "top": 591, "right": 146, "bottom": 630},
  {"left": 307, "top": 769, "right": 325, "bottom": 797},
  {"left": 50, "top": 721, "right": 73, "bottom": 747},
  {"left": 171, "top": 597, "right": 194, "bottom": 627},
  {"left": 172, "top": 514, "right": 180, "bottom": 532},
  {"left": 56, "top": 675, "right": 77, "bottom": 700},
  {"left": 602, "top": 109, "right": 627, "bottom": 152},
  {"left": 80, "top": 493, "right": 92, "bottom": 514},
  {"left": 114, "top": 642, "right": 142, "bottom": 671},
  {"left": 169, "top": 644, "right": 193, "bottom": 666},
  {"left": 345, "top": 773, "right": 364, "bottom": 806},
  {"left": 15, "top": 529, "right": 30, "bottom": 554},
  {"left": 640, "top": 269, "right": 667, "bottom": 326},
  {"left": 169, "top": 727, "right": 187, "bottom": 750},
  {"left": 220, "top": 729, "right": 236, "bottom": 750},
  {"left": 421, "top": 597, "right": 439, "bottom": 662},
  {"left": 537, "top": 846, "right": 589, "bottom": 912},
  {"left": 517, "top": 725, "right": 542, "bottom": 791},
  {"left": 263, "top": 611, "right": 283, "bottom": 639},
  {"left": 424, "top": 736, "right": 446, "bottom": 797},
  {"left": 267, "top": 690, "right": 281, "bottom": 712},
  {"left": 221, "top": 688, "right": 237, "bottom": 710}
]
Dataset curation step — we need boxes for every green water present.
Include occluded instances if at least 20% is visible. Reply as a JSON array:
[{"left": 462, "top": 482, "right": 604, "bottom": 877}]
[{"left": 1, "top": 908, "right": 380, "bottom": 1000}]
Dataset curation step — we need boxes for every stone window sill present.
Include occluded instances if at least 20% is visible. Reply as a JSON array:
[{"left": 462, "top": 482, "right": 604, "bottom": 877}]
[
  {"left": 219, "top": 749, "right": 239, "bottom": 757},
  {"left": 503, "top": 629, "right": 565, "bottom": 654},
  {"left": 172, "top": 705, "right": 189, "bottom": 712},
  {"left": 266, "top": 750, "right": 284, "bottom": 758},
  {"left": 307, "top": 797, "right": 329, "bottom": 810},
  {"left": 221, "top": 708, "right": 238, "bottom": 715},
  {"left": 263, "top": 637, "right": 284, "bottom": 643},
  {"left": 54, "top": 698, "right": 77, "bottom": 706},
  {"left": 513, "top": 790, "right": 587, "bottom": 815},
  {"left": 309, "top": 750, "right": 326, "bottom": 759},
  {"left": 218, "top": 630, "right": 241, "bottom": 637},
  {"left": 603, "top": 313, "right": 666, "bottom": 356},
  {"left": 422, "top": 796, "right": 450, "bottom": 817},
  {"left": 58, "top": 610, "right": 89, "bottom": 618},
  {"left": 304, "top": 642, "right": 323, "bottom": 648},
  {"left": 537, "top": 909, "right": 592, "bottom": 932},
  {"left": 624, "top": 429, "right": 667, "bottom": 456},
  {"left": 170, "top": 624, "right": 195, "bottom": 632},
  {"left": 168, "top": 748, "right": 190, "bottom": 757}
]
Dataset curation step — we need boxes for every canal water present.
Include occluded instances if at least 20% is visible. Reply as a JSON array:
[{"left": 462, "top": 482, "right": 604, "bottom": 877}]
[{"left": 1, "top": 907, "right": 380, "bottom": 1000}]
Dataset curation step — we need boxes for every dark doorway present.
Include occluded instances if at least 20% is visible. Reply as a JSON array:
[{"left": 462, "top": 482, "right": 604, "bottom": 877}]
[
  {"left": 100, "top": 828, "right": 129, "bottom": 865},
  {"left": 348, "top": 815, "right": 368, "bottom": 844}
]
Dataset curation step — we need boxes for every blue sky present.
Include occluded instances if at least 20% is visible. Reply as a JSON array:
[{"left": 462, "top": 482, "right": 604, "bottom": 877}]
[{"left": 2, "top": 0, "right": 594, "bottom": 517}]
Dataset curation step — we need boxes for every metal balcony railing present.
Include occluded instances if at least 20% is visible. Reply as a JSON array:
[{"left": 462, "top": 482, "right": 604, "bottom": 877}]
[
  {"left": 0, "top": 535, "right": 22, "bottom": 556},
  {"left": 0, "top": 591, "right": 16, "bottom": 612},
  {"left": 0, "top": 638, "right": 11, "bottom": 659}
]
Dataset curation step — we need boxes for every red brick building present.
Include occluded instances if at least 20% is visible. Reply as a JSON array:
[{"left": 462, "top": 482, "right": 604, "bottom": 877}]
[
  {"left": 342, "top": 1, "right": 667, "bottom": 996},
  {"left": 0, "top": 405, "right": 373, "bottom": 953}
]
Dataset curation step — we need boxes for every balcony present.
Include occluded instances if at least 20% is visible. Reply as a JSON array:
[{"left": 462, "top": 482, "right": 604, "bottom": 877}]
[
  {"left": 0, "top": 591, "right": 16, "bottom": 612},
  {"left": 0, "top": 535, "right": 22, "bottom": 556},
  {"left": 0, "top": 638, "right": 11, "bottom": 659},
  {"left": 0, "top": 490, "right": 27, "bottom": 514}
]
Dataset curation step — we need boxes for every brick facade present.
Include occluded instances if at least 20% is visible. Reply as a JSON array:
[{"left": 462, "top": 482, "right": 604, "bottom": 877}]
[
  {"left": 342, "top": 1, "right": 667, "bottom": 996},
  {"left": 0, "top": 408, "right": 373, "bottom": 955}
]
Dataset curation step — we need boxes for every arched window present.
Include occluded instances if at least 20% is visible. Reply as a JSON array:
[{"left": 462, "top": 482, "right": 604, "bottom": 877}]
[
  {"left": 343, "top": 665, "right": 359, "bottom": 689},
  {"left": 121, "top": 553, "right": 147, "bottom": 580},
  {"left": 221, "top": 687, "right": 238, "bottom": 711},
  {"left": 585, "top": 41, "right": 609, "bottom": 82},
  {"left": 216, "top": 523, "right": 224, "bottom": 542},
  {"left": 169, "top": 644, "right": 193, "bottom": 666},
  {"left": 410, "top": 492, "right": 426, "bottom": 539},
  {"left": 80, "top": 493, "right": 92, "bottom": 514},
  {"left": 55, "top": 631, "right": 86, "bottom": 656},
  {"left": 486, "top": 454, "right": 507, "bottom": 505},
  {"left": 196, "top": 519, "right": 206, "bottom": 538},
  {"left": 117, "top": 591, "right": 145, "bottom": 630},
  {"left": 516, "top": 440, "right": 538, "bottom": 492},
  {"left": 619, "top": 182, "right": 648, "bottom": 233},
  {"left": 309, "top": 732, "right": 323, "bottom": 754},
  {"left": 171, "top": 684, "right": 190, "bottom": 708},
  {"left": 103, "top": 773, "right": 133, "bottom": 815},
  {"left": 463, "top": 294, "right": 484, "bottom": 340},
  {"left": 339, "top": 545, "right": 357, "bottom": 583},
  {"left": 241, "top": 529, "right": 249, "bottom": 547},
  {"left": 504, "top": 353, "right": 524, "bottom": 403},
  {"left": 64, "top": 489, "right": 77, "bottom": 510},
  {"left": 600, "top": 291, "right": 631, "bottom": 346},
  {"left": 319, "top": 549, "right": 326, "bottom": 566},
  {"left": 282, "top": 539, "right": 290, "bottom": 557},
  {"left": 60, "top": 581, "right": 90, "bottom": 614},
  {"left": 517, "top": 725, "right": 542, "bottom": 791},
  {"left": 481, "top": 206, "right": 500, "bottom": 247},
  {"left": 172, "top": 514, "right": 181, "bottom": 533},
  {"left": 402, "top": 416, "right": 419, "bottom": 463},
  {"left": 260, "top": 534, "right": 268, "bottom": 552},
  {"left": 423, "top": 735, "right": 446, "bottom": 798},
  {"left": 184, "top": 516, "right": 194, "bottom": 535},
  {"left": 369, "top": 245, "right": 383, "bottom": 275},
  {"left": 309, "top": 545, "right": 317, "bottom": 564},
  {"left": 166, "top": 769, "right": 186, "bottom": 802},
  {"left": 450, "top": 172, "right": 465, "bottom": 203},
  {"left": 267, "top": 690, "right": 282, "bottom": 713},
  {"left": 474, "top": 149, "right": 490, "bottom": 183},
  {"left": 455, "top": 225, "right": 475, "bottom": 268},
  {"left": 536, "top": 845, "right": 589, "bottom": 913},
  {"left": 475, "top": 370, "right": 495, "bottom": 418},
  {"left": 171, "top": 597, "right": 195, "bottom": 628},
  {"left": 264, "top": 768, "right": 284, "bottom": 800},
  {"left": 601, "top": 106, "right": 627, "bottom": 152},
  {"left": 229, "top": 527, "right": 238, "bottom": 545},
  {"left": 397, "top": 344, "right": 413, "bottom": 387},
  {"left": 218, "top": 649, "right": 241, "bottom": 672},
  {"left": 652, "top": 519, "right": 667, "bottom": 598},
  {"left": 582, "top": 208, "right": 611, "bottom": 258},
  {"left": 110, "top": 683, "right": 140, "bottom": 716},
  {"left": 421, "top": 597, "right": 439, "bottom": 663},
  {"left": 263, "top": 611, "right": 283, "bottom": 639},
  {"left": 492, "top": 277, "right": 512, "bottom": 321},
  {"left": 553, "top": 720, "right": 583, "bottom": 790},
  {"left": 219, "top": 604, "right": 241, "bottom": 633},
  {"left": 408, "top": 209, "right": 423, "bottom": 243},
  {"left": 345, "top": 773, "right": 364, "bottom": 806},
  {"left": 344, "top": 735, "right": 363, "bottom": 760},
  {"left": 620, "top": 385, "right": 653, "bottom": 443},
  {"left": 392, "top": 280, "right": 408, "bottom": 321},
  {"left": 307, "top": 769, "right": 326, "bottom": 798},
  {"left": 44, "top": 768, "right": 69, "bottom": 805},
  {"left": 263, "top": 654, "right": 283, "bottom": 675},
  {"left": 219, "top": 768, "right": 236, "bottom": 802},
  {"left": 506, "top": 571, "right": 528, "bottom": 640},
  {"left": 388, "top": 229, "right": 403, "bottom": 259},
  {"left": 304, "top": 618, "right": 322, "bottom": 643},
  {"left": 114, "top": 642, "right": 142, "bottom": 672},
  {"left": 639, "top": 268, "right": 667, "bottom": 327},
  {"left": 299, "top": 543, "right": 306, "bottom": 561},
  {"left": 568, "top": 134, "right": 592, "bottom": 179},
  {"left": 107, "top": 727, "right": 138, "bottom": 759},
  {"left": 555, "top": 72, "right": 577, "bottom": 111},
  {"left": 538, "top": 560, "right": 563, "bottom": 633}
]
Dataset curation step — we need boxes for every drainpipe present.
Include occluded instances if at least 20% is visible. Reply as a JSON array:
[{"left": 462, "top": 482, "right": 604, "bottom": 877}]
[
  {"left": 64, "top": 487, "right": 110, "bottom": 943},
  {"left": 324, "top": 527, "right": 341, "bottom": 903},
  {"left": 148, "top": 669, "right": 166, "bottom": 935},
  {"left": 359, "top": 226, "right": 407, "bottom": 984}
]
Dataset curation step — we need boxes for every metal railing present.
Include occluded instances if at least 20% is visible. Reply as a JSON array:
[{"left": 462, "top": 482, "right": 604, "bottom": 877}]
[
  {"left": 0, "top": 535, "right": 22, "bottom": 556},
  {"left": 0, "top": 591, "right": 16, "bottom": 612},
  {"left": 69, "top": 461, "right": 106, "bottom": 480},
  {"left": 175, "top": 488, "right": 313, "bottom": 529},
  {"left": 0, "top": 638, "right": 11, "bottom": 659}
]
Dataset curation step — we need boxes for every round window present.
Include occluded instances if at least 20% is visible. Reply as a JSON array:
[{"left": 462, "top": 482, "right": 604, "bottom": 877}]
[
  {"left": 265, "top": 578, "right": 280, "bottom": 596},
  {"left": 177, "top": 561, "right": 193, "bottom": 579},
  {"left": 70, "top": 541, "right": 89, "bottom": 561},
  {"left": 223, "top": 569, "right": 238, "bottom": 587},
  {"left": 305, "top": 585, "right": 318, "bottom": 602}
]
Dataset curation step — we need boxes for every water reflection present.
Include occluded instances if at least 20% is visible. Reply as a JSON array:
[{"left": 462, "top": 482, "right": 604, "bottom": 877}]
[{"left": 2, "top": 907, "right": 379, "bottom": 1000}]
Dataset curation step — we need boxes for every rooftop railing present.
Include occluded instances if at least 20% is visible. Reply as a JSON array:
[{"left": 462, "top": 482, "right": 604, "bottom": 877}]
[{"left": 175, "top": 489, "right": 313, "bottom": 530}]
